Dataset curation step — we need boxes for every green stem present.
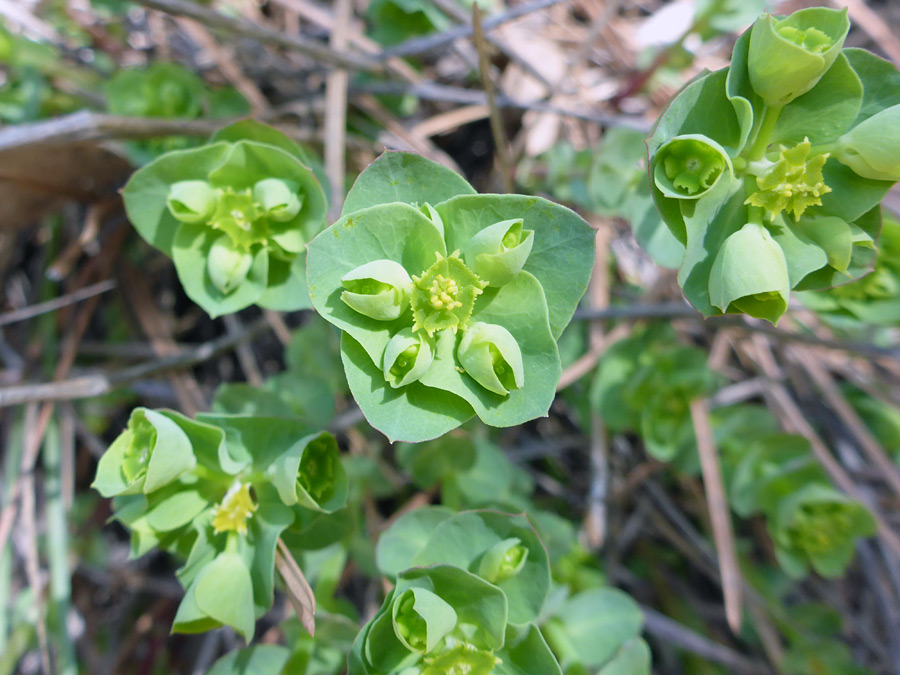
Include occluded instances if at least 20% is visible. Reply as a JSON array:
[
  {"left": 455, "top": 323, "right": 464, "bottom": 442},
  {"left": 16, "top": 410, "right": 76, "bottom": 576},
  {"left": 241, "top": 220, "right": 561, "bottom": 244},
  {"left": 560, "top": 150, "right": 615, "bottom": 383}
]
[{"left": 747, "top": 105, "right": 784, "bottom": 161}]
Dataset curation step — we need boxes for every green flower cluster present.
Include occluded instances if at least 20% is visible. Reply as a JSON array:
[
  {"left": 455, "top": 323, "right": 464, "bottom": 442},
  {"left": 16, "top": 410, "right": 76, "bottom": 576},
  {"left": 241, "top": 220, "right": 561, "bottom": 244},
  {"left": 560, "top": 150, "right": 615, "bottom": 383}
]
[
  {"left": 715, "top": 408, "right": 876, "bottom": 578},
  {"left": 648, "top": 7, "right": 900, "bottom": 323},
  {"left": 306, "top": 152, "right": 594, "bottom": 443},
  {"left": 123, "top": 121, "right": 327, "bottom": 317},
  {"left": 591, "top": 325, "right": 718, "bottom": 469},
  {"left": 92, "top": 408, "right": 348, "bottom": 640},
  {"left": 350, "top": 508, "right": 561, "bottom": 674}
]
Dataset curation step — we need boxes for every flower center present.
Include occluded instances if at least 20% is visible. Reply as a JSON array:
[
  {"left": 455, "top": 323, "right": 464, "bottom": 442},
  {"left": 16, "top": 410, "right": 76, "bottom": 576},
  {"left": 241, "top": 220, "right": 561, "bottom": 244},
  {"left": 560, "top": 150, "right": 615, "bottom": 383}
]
[
  {"left": 212, "top": 482, "right": 257, "bottom": 535},
  {"left": 410, "top": 251, "right": 486, "bottom": 336}
]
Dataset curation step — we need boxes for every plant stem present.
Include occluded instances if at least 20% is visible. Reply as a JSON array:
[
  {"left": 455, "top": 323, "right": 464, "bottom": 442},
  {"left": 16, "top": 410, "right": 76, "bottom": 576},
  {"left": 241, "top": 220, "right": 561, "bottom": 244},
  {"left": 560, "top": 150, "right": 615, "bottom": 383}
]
[{"left": 747, "top": 105, "right": 784, "bottom": 161}]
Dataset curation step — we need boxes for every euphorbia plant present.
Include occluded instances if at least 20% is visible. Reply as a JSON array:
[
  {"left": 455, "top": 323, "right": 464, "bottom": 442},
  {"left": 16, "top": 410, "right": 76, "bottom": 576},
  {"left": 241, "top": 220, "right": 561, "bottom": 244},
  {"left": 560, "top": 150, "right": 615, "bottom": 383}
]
[
  {"left": 306, "top": 152, "right": 595, "bottom": 442},
  {"left": 122, "top": 120, "right": 328, "bottom": 317},
  {"left": 92, "top": 407, "right": 348, "bottom": 640},
  {"left": 648, "top": 6, "right": 900, "bottom": 323}
]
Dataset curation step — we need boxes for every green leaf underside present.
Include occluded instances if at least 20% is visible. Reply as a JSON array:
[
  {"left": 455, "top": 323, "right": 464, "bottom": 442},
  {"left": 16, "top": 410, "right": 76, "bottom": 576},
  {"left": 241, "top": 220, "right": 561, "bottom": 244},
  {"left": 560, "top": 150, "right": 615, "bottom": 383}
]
[
  {"left": 341, "top": 333, "right": 474, "bottom": 443},
  {"left": 306, "top": 202, "right": 447, "bottom": 366},
  {"left": 418, "top": 271, "right": 560, "bottom": 428},
  {"left": 341, "top": 151, "right": 476, "bottom": 218},
  {"left": 434, "top": 194, "right": 595, "bottom": 339}
]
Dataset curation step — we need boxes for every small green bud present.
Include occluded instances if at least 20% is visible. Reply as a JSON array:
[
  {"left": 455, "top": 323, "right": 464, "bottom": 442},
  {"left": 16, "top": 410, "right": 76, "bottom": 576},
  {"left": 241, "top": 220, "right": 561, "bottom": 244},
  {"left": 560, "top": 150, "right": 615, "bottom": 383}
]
[
  {"left": 463, "top": 219, "right": 534, "bottom": 286},
  {"left": 834, "top": 105, "right": 900, "bottom": 181},
  {"left": 383, "top": 328, "right": 435, "bottom": 388},
  {"left": 297, "top": 434, "right": 341, "bottom": 505},
  {"left": 709, "top": 222, "right": 790, "bottom": 324},
  {"left": 252, "top": 178, "right": 303, "bottom": 222},
  {"left": 745, "top": 138, "right": 830, "bottom": 221},
  {"left": 166, "top": 180, "right": 217, "bottom": 224},
  {"left": 341, "top": 259, "right": 413, "bottom": 321},
  {"left": 654, "top": 135, "right": 732, "bottom": 200},
  {"left": 207, "top": 234, "right": 254, "bottom": 294},
  {"left": 477, "top": 537, "right": 529, "bottom": 584},
  {"left": 92, "top": 409, "right": 196, "bottom": 497},
  {"left": 391, "top": 588, "right": 457, "bottom": 654},
  {"left": 748, "top": 8, "right": 849, "bottom": 107},
  {"left": 457, "top": 322, "right": 524, "bottom": 396}
]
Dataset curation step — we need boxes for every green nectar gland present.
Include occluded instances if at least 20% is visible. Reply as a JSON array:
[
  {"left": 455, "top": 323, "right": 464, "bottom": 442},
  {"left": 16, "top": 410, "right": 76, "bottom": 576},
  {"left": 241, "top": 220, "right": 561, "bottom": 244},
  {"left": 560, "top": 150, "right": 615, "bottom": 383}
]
[
  {"left": 411, "top": 251, "right": 486, "bottom": 336},
  {"left": 745, "top": 138, "right": 831, "bottom": 221}
]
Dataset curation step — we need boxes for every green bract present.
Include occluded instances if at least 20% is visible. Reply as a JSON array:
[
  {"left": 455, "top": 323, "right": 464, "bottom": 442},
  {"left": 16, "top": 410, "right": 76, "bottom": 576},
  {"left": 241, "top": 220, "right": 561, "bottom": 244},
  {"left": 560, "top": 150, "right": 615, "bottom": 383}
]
[
  {"left": 92, "top": 408, "right": 348, "bottom": 640},
  {"left": 306, "top": 152, "right": 595, "bottom": 442},
  {"left": 648, "top": 8, "right": 900, "bottom": 323},
  {"left": 351, "top": 508, "right": 560, "bottom": 674},
  {"left": 123, "top": 121, "right": 327, "bottom": 317}
]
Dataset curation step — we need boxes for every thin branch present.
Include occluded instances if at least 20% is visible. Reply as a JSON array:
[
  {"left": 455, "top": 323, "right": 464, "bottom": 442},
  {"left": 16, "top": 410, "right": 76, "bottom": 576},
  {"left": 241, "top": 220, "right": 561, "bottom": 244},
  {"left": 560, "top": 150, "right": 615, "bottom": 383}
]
[
  {"left": 691, "top": 398, "right": 743, "bottom": 634},
  {"left": 0, "top": 279, "right": 116, "bottom": 328},
  {"left": 473, "top": 4, "right": 514, "bottom": 193},
  {"left": 0, "top": 317, "right": 270, "bottom": 408},
  {"left": 641, "top": 606, "right": 770, "bottom": 674},
  {"left": 133, "top": 0, "right": 384, "bottom": 73},
  {"left": 382, "top": 0, "right": 567, "bottom": 59}
]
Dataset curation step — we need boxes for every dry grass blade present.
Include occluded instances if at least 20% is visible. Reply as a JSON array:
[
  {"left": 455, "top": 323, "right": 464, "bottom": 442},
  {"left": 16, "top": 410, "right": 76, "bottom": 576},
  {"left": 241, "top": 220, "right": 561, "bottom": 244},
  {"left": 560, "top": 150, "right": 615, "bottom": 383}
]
[
  {"left": 690, "top": 397, "right": 742, "bottom": 634},
  {"left": 275, "top": 538, "right": 316, "bottom": 637},
  {"left": 325, "top": 0, "right": 351, "bottom": 220}
]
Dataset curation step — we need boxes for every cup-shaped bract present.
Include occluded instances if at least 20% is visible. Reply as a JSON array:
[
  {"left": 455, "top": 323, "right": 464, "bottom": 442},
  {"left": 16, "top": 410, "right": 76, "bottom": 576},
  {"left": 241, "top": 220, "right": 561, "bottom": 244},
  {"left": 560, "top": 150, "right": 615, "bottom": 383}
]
[
  {"left": 167, "top": 180, "right": 217, "bottom": 224},
  {"left": 653, "top": 134, "right": 733, "bottom": 200},
  {"left": 122, "top": 121, "right": 327, "bottom": 317},
  {"left": 391, "top": 588, "right": 457, "bottom": 654},
  {"left": 341, "top": 259, "right": 413, "bottom": 321},
  {"left": 92, "top": 408, "right": 196, "bottom": 497},
  {"left": 463, "top": 218, "right": 534, "bottom": 286},
  {"left": 477, "top": 537, "right": 529, "bottom": 585},
  {"left": 834, "top": 105, "right": 900, "bottom": 181},
  {"left": 709, "top": 222, "right": 790, "bottom": 324},
  {"left": 207, "top": 233, "right": 254, "bottom": 294},
  {"left": 457, "top": 322, "right": 524, "bottom": 396},
  {"left": 252, "top": 177, "right": 303, "bottom": 222},
  {"left": 748, "top": 7, "right": 850, "bottom": 107},
  {"left": 773, "top": 484, "right": 875, "bottom": 578},
  {"left": 174, "top": 550, "right": 256, "bottom": 640},
  {"left": 383, "top": 328, "right": 435, "bottom": 388},
  {"left": 264, "top": 431, "right": 348, "bottom": 513}
]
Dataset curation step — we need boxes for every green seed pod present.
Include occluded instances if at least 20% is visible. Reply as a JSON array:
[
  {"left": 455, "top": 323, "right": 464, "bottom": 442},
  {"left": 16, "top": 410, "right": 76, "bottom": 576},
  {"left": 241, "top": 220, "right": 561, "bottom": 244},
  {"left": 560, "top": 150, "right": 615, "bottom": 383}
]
[
  {"left": 457, "top": 322, "right": 524, "bottom": 396},
  {"left": 341, "top": 259, "right": 413, "bottom": 321},
  {"left": 748, "top": 8, "right": 850, "bottom": 107},
  {"left": 709, "top": 222, "right": 790, "bottom": 324},
  {"left": 463, "top": 218, "right": 535, "bottom": 286},
  {"left": 391, "top": 588, "right": 457, "bottom": 654},
  {"left": 653, "top": 135, "right": 733, "bottom": 200},
  {"left": 477, "top": 537, "right": 529, "bottom": 584},
  {"left": 166, "top": 180, "right": 217, "bottom": 224},
  {"left": 252, "top": 177, "right": 303, "bottom": 222},
  {"left": 207, "top": 233, "right": 254, "bottom": 294},
  {"left": 834, "top": 105, "right": 900, "bottom": 181},
  {"left": 382, "top": 327, "right": 435, "bottom": 388}
]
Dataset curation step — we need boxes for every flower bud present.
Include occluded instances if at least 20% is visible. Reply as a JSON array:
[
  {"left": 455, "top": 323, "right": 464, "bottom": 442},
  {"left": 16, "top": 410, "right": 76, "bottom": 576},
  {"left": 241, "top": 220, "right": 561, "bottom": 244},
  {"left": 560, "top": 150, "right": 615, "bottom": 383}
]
[
  {"left": 653, "top": 135, "right": 732, "bottom": 200},
  {"left": 382, "top": 328, "right": 434, "bottom": 388},
  {"left": 477, "top": 537, "right": 529, "bottom": 584},
  {"left": 709, "top": 222, "right": 790, "bottom": 324},
  {"left": 207, "top": 234, "right": 253, "bottom": 294},
  {"left": 463, "top": 219, "right": 534, "bottom": 286},
  {"left": 341, "top": 259, "right": 413, "bottom": 321},
  {"left": 252, "top": 178, "right": 303, "bottom": 222},
  {"left": 457, "top": 322, "right": 524, "bottom": 396},
  {"left": 748, "top": 8, "right": 849, "bottom": 107},
  {"left": 834, "top": 105, "right": 900, "bottom": 181},
  {"left": 166, "top": 180, "right": 217, "bottom": 224},
  {"left": 391, "top": 588, "right": 456, "bottom": 654}
]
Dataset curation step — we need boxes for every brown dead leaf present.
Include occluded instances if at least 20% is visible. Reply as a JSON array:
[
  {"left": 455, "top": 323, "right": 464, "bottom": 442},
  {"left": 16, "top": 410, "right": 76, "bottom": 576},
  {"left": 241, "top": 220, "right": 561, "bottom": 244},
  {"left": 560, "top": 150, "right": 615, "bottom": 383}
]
[{"left": 275, "top": 538, "right": 317, "bottom": 637}]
